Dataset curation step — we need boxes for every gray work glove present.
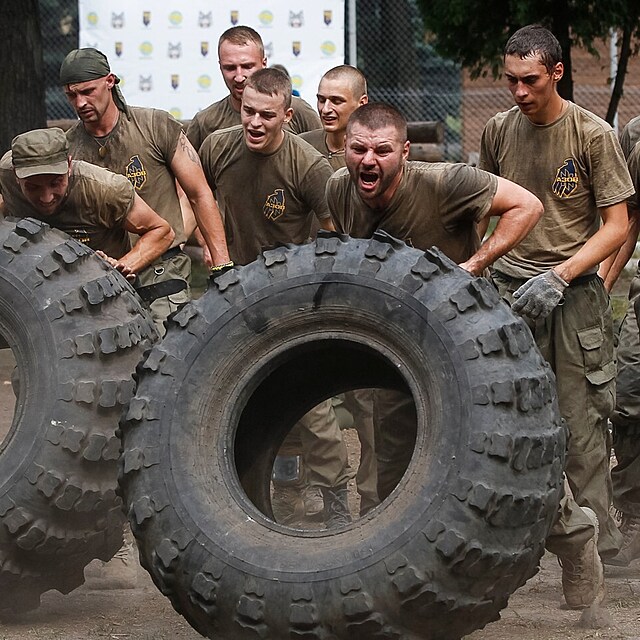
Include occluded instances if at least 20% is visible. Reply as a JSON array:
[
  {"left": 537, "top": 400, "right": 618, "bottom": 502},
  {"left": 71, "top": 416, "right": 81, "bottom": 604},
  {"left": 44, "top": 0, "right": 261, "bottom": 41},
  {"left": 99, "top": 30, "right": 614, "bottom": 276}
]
[{"left": 511, "top": 270, "right": 568, "bottom": 320}]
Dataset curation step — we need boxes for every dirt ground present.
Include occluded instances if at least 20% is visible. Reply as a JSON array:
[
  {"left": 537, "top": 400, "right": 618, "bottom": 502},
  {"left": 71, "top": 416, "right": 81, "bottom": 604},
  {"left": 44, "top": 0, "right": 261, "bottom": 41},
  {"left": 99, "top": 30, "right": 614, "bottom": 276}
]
[{"left": 1, "top": 269, "right": 640, "bottom": 638}]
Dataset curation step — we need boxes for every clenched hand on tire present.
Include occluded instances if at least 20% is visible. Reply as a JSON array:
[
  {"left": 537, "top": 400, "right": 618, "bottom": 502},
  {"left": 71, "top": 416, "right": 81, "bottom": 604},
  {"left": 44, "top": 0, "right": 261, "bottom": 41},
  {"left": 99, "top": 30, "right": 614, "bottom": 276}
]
[{"left": 512, "top": 269, "right": 569, "bottom": 320}]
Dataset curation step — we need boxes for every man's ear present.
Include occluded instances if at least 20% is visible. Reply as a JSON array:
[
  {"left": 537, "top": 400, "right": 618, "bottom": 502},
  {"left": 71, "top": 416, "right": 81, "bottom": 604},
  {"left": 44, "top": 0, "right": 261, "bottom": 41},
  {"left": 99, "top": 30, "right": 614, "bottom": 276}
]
[
  {"left": 283, "top": 107, "right": 294, "bottom": 124},
  {"left": 403, "top": 140, "right": 410, "bottom": 160},
  {"left": 360, "top": 95, "right": 369, "bottom": 106},
  {"left": 552, "top": 62, "right": 564, "bottom": 83}
]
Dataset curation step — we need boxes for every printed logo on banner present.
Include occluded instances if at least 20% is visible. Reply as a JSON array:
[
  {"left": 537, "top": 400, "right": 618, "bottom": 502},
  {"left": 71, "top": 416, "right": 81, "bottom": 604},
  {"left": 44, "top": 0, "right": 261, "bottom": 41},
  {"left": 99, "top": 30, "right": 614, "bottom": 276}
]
[
  {"left": 258, "top": 10, "right": 274, "bottom": 27},
  {"left": 86, "top": 12, "right": 98, "bottom": 27},
  {"left": 198, "top": 12, "right": 212, "bottom": 27},
  {"left": 126, "top": 156, "right": 147, "bottom": 190},
  {"left": 139, "top": 76, "right": 152, "bottom": 91},
  {"left": 292, "top": 75, "right": 303, "bottom": 91},
  {"left": 292, "top": 41, "right": 301, "bottom": 57},
  {"left": 142, "top": 11, "right": 151, "bottom": 27},
  {"left": 169, "top": 11, "right": 183, "bottom": 27},
  {"left": 289, "top": 11, "right": 304, "bottom": 27},
  {"left": 198, "top": 75, "right": 212, "bottom": 90},
  {"left": 324, "top": 10, "right": 333, "bottom": 26},
  {"left": 201, "top": 41, "right": 210, "bottom": 57},
  {"left": 139, "top": 41, "right": 153, "bottom": 57},
  {"left": 170, "top": 108, "right": 182, "bottom": 120},
  {"left": 111, "top": 12, "right": 124, "bottom": 28},
  {"left": 115, "top": 42, "right": 123, "bottom": 57},
  {"left": 230, "top": 10, "right": 239, "bottom": 25},
  {"left": 171, "top": 74, "right": 180, "bottom": 89},
  {"left": 168, "top": 43, "right": 182, "bottom": 59},
  {"left": 264, "top": 42, "right": 274, "bottom": 58},
  {"left": 320, "top": 41, "right": 337, "bottom": 57}
]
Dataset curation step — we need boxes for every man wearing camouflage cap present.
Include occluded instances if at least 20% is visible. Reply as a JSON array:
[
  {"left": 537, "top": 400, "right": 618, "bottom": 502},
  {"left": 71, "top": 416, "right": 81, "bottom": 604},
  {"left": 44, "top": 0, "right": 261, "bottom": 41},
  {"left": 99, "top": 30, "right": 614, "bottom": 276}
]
[{"left": 0, "top": 127, "right": 173, "bottom": 279}]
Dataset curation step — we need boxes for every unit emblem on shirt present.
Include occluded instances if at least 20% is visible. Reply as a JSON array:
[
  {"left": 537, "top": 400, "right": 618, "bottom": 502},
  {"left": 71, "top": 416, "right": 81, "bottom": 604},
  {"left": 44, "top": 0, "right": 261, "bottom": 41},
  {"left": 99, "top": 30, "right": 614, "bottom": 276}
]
[
  {"left": 263, "top": 189, "right": 286, "bottom": 220},
  {"left": 552, "top": 158, "right": 579, "bottom": 198},
  {"left": 126, "top": 155, "right": 147, "bottom": 190}
]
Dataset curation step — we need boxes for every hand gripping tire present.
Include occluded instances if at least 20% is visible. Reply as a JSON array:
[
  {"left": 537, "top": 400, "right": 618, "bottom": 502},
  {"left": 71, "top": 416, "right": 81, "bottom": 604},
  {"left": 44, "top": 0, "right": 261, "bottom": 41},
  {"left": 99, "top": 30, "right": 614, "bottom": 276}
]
[
  {"left": 0, "top": 217, "right": 157, "bottom": 613},
  {"left": 120, "top": 231, "right": 565, "bottom": 640}
]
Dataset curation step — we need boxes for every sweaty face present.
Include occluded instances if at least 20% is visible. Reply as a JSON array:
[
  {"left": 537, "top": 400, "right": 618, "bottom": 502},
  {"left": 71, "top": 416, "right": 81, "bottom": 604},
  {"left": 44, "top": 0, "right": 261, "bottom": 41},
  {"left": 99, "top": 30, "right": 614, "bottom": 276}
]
[
  {"left": 18, "top": 171, "right": 70, "bottom": 216},
  {"left": 345, "top": 122, "right": 409, "bottom": 208},
  {"left": 63, "top": 75, "right": 115, "bottom": 124},
  {"left": 316, "top": 77, "right": 365, "bottom": 135},
  {"left": 504, "top": 53, "right": 562, "bottom": 124},
  {"left": 241, "top": 86, "right": 292, "bottom": 155},
  {"left": 218, "top": 41, "right": 266, "bottom": 109}
]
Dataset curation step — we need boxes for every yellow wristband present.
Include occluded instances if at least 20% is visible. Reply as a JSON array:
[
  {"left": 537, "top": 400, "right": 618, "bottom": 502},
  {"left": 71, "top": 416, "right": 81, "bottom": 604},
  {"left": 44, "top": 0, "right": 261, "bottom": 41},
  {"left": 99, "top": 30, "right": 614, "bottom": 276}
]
[{"left": 209, "top": 261, "right": 234, "bottom": 273}]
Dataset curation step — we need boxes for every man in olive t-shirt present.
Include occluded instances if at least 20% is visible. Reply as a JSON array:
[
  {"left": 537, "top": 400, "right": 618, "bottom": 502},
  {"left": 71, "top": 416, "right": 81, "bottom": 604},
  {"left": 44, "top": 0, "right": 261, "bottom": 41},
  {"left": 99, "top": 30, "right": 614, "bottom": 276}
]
[
  {"left": 606, "top": 128, "right": 640, "bottom": 567},
  {"left": 186, "top": 25, "right": 320, "bottom": 151},
  {"left": 200, "top": 68, "right": 355, "bottom": 529},
  {"left": 300, "top": 65, "right": 368, "bottom": 171},
  {"left": 327, "top": 101, "right": 543, "bottom": 505},
  {"left": 300, "top": 64, "right": 378, "bottom": 515},
  {"left": 0, "top": 128, "right": 173, "bottom": 279},
  {"left": 59, "top": 47, "right": 230, "bottom": 335},
  {"left": 479, "top": 25, "right": 634, "bottom": 606}
]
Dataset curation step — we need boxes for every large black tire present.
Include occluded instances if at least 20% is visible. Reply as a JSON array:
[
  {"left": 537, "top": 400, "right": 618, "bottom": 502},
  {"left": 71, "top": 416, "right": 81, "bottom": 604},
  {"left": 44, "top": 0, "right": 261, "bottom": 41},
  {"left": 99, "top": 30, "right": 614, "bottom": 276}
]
[
  {"left": 0, "top": 217, "right": 157, "bottom": 613},
  {"left": 120, "top": 232, "right": 565, "bottom": 640}
]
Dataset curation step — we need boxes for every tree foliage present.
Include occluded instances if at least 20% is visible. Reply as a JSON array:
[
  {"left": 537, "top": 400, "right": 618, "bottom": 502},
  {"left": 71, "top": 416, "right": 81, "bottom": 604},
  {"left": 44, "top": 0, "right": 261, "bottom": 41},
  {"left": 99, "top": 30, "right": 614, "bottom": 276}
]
[
  {"left": 416, "top": 0, "right": 640, "bottom": 120},
  {"left": 0, "top": 0, "right": 48, "bottom": 153}
]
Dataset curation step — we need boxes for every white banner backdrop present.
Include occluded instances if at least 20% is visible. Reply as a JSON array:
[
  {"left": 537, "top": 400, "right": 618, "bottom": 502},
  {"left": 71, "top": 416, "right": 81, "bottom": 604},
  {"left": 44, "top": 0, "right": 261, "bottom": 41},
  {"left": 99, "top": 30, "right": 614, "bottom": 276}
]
[{"left": 78, "top": 1, "right": 345, "bottom": 121}]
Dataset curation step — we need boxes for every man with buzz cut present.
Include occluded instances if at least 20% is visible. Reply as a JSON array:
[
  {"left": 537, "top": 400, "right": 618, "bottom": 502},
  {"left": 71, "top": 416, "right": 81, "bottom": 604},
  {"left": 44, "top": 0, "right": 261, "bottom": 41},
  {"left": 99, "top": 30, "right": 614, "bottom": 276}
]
[
  {"left": 300, "top": 64, "right": 368, "bottom": 170},
  {"left": 199, "top": 67, "right": 354, "bottom": 528},
  {"left": 299, "top": 64, "right": 378, "bottom": 515},
  {"left": 327, "top": 99, "right": 544, "bottom": 530},
  {"left": 186, "top": 25, "right": 320, "bottom": 151}
]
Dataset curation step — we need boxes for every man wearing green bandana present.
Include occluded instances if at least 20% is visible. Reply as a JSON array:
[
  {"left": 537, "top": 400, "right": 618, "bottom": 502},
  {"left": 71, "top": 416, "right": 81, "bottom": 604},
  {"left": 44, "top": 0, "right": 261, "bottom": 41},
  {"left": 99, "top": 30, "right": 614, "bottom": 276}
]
[{"left": 59, "top": 47, "right": 231, "bottom": 335}]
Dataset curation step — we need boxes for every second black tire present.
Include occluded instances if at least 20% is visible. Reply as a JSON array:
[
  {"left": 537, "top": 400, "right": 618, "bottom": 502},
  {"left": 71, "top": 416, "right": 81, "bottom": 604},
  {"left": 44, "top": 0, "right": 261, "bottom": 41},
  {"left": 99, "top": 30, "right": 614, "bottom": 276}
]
[{"left": 120, "top": 232, "right": 566, "bottom": 639}]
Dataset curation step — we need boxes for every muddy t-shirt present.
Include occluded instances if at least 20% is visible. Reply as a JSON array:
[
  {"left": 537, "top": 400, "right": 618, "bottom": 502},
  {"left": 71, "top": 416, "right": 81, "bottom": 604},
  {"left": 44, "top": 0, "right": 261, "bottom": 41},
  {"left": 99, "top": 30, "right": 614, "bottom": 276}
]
[
  {"left": 66, "top": 106, "right": 186, "bottom": 246},
  {"left": 199, "top": 126, "right": 333, "bottom": 265},
  {"left": 299, "top": 128, "right": 346, "bottom": 170},
  {"left": 326, "top": 162, "right": 497, "bottom": 265},
  {"left": 620, "top": 115, "right": 640, "bottom": 159},
  {"left": 627, "top": 143, "right": 640, "bottom": 210},
  {"left": 0, "top": 154, "right": 133, "bottom": 258},
  {"left": 187, "top": 95, "right": 321, "bottom": 150},
  {"left": 480, "top": 102, "right": 634, "bottom": 279}
]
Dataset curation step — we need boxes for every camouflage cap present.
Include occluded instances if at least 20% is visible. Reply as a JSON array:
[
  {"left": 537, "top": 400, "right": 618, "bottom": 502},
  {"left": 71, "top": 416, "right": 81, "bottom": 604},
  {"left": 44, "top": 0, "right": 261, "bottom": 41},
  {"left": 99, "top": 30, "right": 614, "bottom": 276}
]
[{"left": 11, "top": 128, "right": 69, "bottom": 179}]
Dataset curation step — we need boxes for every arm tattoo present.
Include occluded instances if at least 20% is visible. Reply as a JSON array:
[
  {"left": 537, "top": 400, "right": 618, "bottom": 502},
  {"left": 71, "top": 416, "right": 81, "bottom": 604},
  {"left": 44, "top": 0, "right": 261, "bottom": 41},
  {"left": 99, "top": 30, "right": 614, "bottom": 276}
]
[{"left": 180, "top": 131, "right": 202, "bottom": 166}]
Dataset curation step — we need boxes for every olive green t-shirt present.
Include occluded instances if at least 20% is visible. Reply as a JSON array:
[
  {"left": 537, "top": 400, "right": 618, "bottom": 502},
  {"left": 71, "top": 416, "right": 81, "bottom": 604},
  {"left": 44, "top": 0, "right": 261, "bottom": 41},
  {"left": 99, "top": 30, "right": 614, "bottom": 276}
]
[
  {"left": 326, "top": 162, "right": 497, "bottom": 265},
  {"left": 199, "top": 126, "right": 333, "bottom": 265},
  {"left": 479, "top": 102, "right": 634, "bottom": 278},
  {"left": 66, "top": 106, "right": 186, "bottom": 246},
  {"left": 620, "top": 115, "right": 640, "bottom": 159},
  {"left": 0, "top": 154, "right": 133, "bottom": 258},
  {"left": 299, "top": 128, "right": 346, "bottom": 170},
  {"left": 186, "top": 95, "right": 321, "bottom": 150},
  {"left": 627, "top": 143, "right": 640, "bottom": 210}
]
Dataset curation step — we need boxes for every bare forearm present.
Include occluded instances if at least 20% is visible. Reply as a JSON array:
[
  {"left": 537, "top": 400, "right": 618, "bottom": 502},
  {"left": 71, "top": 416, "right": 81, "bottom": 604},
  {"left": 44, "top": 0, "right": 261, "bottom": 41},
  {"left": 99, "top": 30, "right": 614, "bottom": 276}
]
[
  {"left": 120, "top": 226, "right": 174, "bottom": 274},
  {"left": 601, "top": 210, "right": 640, "bottom": 291},
  {"left": 189, "top": 193, "right": 231, "bottom": 265},
  {"left": 461, "top": 210, "right": 537, "bottom": 276}
]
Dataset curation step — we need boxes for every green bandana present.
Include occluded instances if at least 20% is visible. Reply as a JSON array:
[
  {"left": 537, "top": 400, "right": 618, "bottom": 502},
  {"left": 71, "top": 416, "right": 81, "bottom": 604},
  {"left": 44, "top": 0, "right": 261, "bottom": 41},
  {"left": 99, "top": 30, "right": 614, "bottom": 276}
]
[{"left": 59, "top": 48, "right": 129, "bottom": 115}]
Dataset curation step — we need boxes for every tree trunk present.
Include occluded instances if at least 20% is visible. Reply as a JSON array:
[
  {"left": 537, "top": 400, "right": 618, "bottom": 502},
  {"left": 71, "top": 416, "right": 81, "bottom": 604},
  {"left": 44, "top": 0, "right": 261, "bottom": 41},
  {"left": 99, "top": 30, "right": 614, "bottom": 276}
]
[
  {"left": 0, "top": 0, "right": 47, "bottom": 154},
  {"left": 549, "top": 10, "right": 574, "bottom": 101},
  {"left": 606, "top": 25, "right": 634, "bottom": 125}
]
